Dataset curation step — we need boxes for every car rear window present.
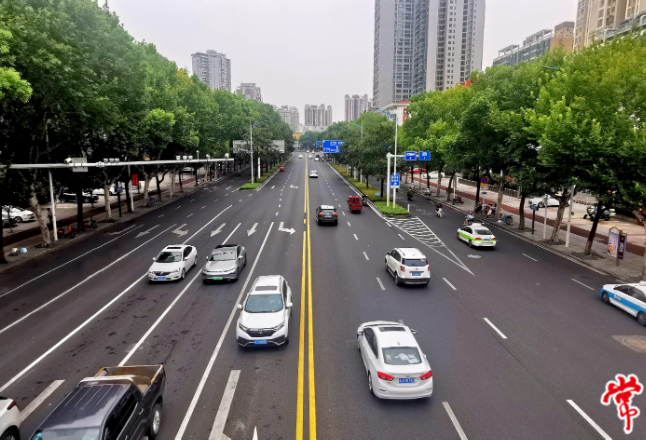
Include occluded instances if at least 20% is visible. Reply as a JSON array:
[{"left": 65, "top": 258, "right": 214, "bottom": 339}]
[
  {"left": 255, "top": 285, "right": 278, "bottom": 291},
  {"left": 474, "top": 229, "right": 492, "bottom": 235},
  {"left": 321, "top": 209, "right": 336, "bottom": 214},
  {"left": 403, "top": 259, "right": 427, "bottom": 267},
  {"left": 382, "top": 347, "right": 422, "bottom": 365}
]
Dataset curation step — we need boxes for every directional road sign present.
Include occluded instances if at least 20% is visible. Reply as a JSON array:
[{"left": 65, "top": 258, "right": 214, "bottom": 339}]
[
  {"left": 323, "top": 140, "right": 344, "bottom": 154},
  {"left": 418, "top": 151, "right": 431, "bottom": 161},
  {"left": 404, "top": 151, "right": 418, "bottom": 161},
  {"left": 390, "top": 173, "right": 401, "bottom": 188}
]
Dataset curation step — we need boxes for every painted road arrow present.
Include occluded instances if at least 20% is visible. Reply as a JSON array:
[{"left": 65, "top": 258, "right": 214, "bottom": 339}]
[
  {"left": 172, "top": 224, "right": 189, "bottom": 237},
  {"left": 135, "top": 224, "right": 160, "bottom": 239},
  {"left": 290, "top": 184, "right": 299, "bottom": 189},
  {"left": 247, "top": 223, "right": 258, "bottom": 236},
  {"left": 109, "top": 224, "right": 139, "bottom": 235},
  {"left": 211, "top": 223, "right": 226, "bottom": 237},
  {"left": 278, "top": 222, "right": 295, "bottom": 235}
]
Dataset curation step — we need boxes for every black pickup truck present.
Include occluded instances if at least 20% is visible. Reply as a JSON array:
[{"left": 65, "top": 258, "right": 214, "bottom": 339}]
[{"left": 30, "top": 365, "right": 165, "bottom": 440}]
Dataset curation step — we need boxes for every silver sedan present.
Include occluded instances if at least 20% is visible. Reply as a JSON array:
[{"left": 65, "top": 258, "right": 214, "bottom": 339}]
[{"left": 202, "top": 244, "right": 247, "bottom": 283}]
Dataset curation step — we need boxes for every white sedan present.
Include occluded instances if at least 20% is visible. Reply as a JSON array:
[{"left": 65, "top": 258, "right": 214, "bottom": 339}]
[
  {"left": 457, "top": 223, "right": 497, "bottom": 248},
  {"left": 148, "top": 245, "right": 198, "bottom": 282},
  {"left": 2, "top": 206, "right": 35, "bottom": 222},
  {"left": 600, "top": 282, "right": 646, "bottom": 326},
  {"left": 357, "top": 321, "right": 433, "bottom": 399},
  {"left": 309, "top": 170, "right": 318, "bottom": 178},
  {"left": 0, "top": 396, "right": 21, "bottom": 440},
  {"left": 299, "top": 155, "right": 303, "bottom": 159},
  {"left": 528, "top": 194, "right": 570, "bottom": 208}
]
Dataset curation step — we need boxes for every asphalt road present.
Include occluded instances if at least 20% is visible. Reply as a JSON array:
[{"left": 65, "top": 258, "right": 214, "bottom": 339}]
[{"left": 1, "top": 154, "right": 644, "bottom": 440}]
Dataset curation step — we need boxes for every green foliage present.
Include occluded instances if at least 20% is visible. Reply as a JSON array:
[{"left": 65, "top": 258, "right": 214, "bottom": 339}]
[
  {"left": 372, "top": 202, "right": 409, "bottom": 215},
  {"left": 239, "top": 183, "right": 261, "bottom": 190}
]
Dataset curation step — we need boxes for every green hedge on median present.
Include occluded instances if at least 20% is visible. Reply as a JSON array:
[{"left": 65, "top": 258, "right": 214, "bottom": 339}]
[{"left": 239, "top": 165, "right": 281, "bottom": 189}]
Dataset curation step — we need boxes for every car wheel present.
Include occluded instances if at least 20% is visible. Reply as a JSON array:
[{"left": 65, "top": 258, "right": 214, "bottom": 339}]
[
  {"left": 601, "top": 292, "right": 610, "bottom": 304},
  {"left": 0, "top": 428, "right": 20, "bottom": 440},
  {"left": 538, "top": 202, "right": 545, "bottom": 208},
  {"left": 395, "top": 273, "right": 402, "bottom": 286},
  {"left": 368, "top": 372, "right": 374, "bottom": 395},
  {"left": 244, "top": 256, "right": 247, "bottom": 267},
  {"left": 147, "top": 402, "right": 162, "bottom": 439},
  {"left": 14, "top": 217, "right": 22, "bottom": 223},
  {"left": 638, "top": 312, "right": 646, "bottom": 327},
  {"left": 357, "top": 337, "right": 361, "bottom": 351},
  {"left": 193, "top": 257, "right": 198, "bottom": 267},
  {"left": 468, "top": 240, "right": 473, "bottom": 248},
  {"left": 180, "top": 269, "right": 186, "bottom": 280},
  {"left": 284, "top": 334, "right": 289, "bottom": 345},
  {"left": 203, "top": 280, "right": 209, "bottom": 285}
]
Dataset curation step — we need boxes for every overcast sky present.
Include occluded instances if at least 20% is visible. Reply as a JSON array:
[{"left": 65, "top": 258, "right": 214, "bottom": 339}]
[{"left": 109, "top": 0, "right": 577, "bottom": 126}]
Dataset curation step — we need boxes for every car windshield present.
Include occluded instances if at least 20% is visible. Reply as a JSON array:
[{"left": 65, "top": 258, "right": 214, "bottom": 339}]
[
  {"left": 321, "top": 209, "right": 335, "bottom": 214},
  {"left": 475, "top": 229, "right": 492, "bottom": 235},
  {"left": 156, "top": 251, "right": 182, "bottom": 263},
  {"left": 403, "top": 259, "right": 427, "bottom": 267},
  {"left": 383, "top": 347, "right": 422, "bottom": 365},
  {"left": 32, "top": 427, "right": 101, "bottom": 439},
  {"left": 245, "top": 294, "right": 283, "bottom": 313},
  {"left": 210, "top": 249, "right": 236, "bottom": 261}
]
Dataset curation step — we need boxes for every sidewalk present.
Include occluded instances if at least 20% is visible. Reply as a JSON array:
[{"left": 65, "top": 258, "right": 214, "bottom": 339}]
[{"left": 403, "top": 172, "right": 645, "bottom": 281}]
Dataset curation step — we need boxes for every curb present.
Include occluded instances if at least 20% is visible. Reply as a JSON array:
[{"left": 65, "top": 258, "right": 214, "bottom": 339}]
[{"left": 326, "top": 163, "right": 392, "bottom": 218}]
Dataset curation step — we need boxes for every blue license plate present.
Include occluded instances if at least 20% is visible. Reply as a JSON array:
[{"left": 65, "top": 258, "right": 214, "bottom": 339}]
[
  {"left": 254, "top": 340, "right": 268, "bottom": 345},
  {"left": 399, "top": 378, "right": 415, "bottom": 384},
  {"left": 157, "top": 277, "right": 166, "bottom": 280},
  {"left": 483, "top": 238, "right": 490, "bottom": 241},
  {"left": 412, "top": 272, "right": 422, "bottom": 276}
]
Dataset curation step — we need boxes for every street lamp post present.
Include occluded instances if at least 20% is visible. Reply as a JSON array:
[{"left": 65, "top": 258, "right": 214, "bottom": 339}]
[
  {"left": 376, "top": 109, "right": 398, "bottom": 207},
  {"left": 250, "top": 121, "right": 265, "bottom": 184},
  {"left": 348, "top": 121, "right": 363, "bottom": 139}
]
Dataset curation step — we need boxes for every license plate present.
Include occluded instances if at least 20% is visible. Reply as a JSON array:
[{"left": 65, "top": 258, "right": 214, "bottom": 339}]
[
  {"left": 483, "top": 238, "right": 490, "bottom": 241},
  {"left": 412, "top": 272, "right": 422, "bottom": 276},
  {"left": 254, "top": 340, "right": 268, "bottom": 345},
  {"left": 157, "top": 277, "right": 166, "bottom": 280},
  {"left": 213, "top": 277, "right": 223, "bottom": 280},
  {"left": 399, "top": 378, "right": 415, "bottom": 384}
]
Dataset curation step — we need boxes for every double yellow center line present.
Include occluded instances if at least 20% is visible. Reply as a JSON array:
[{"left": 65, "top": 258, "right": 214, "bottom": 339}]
[{"left": 296, "top": 159, "right": 316, "bottom": 440}]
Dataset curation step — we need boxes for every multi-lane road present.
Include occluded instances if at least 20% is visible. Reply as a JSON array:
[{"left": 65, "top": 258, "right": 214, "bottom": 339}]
[{"left": 0, "top": 154, "right": 644, "bottom": 439}]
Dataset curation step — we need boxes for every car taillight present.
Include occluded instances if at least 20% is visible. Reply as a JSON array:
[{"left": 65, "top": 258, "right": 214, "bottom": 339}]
[
  {"left": 319, "top": 213, "right": 323, "bottom": 217},
  {"left": 475, "top": 237, "right": 482, "bottom": 240},
  {"left": 7, "top": 400, "right": 17, "bottom": 410},
  {"left": 334, "top": 213, "right": 338, "bottom": 216},
  {"left": 378, "top": 372, "right": 395, "bottom": 381},
  {"left": 426, "top": 265, "right": 430, "bottom": 271},
  {"left": 420, "top": 371, "right": 433, "bottom": 380},
  {"left": 400, "top": 265, "right": 406, "bottom": 272}
]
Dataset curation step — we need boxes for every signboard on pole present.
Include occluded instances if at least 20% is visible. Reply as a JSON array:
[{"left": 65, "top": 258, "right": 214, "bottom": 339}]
[
  {"left": 418, "top": 151, "right": 431, "bottom": 161},
  {"left": 404, "top": 151, "right": 417, "bottom": 161},
  {"left": 480, "top": 176, "right": 489, "bottom": 188},
  {"left": 323, "top": 140, "right": 344, "bottom": 154},
  {"left": 233, "top": 140, "right": 249, "bottom": 153},
  {"left": 271, "top": 140, "right": 285, "bottom": 153},
  {"left": 131, "top": 174, "right": 139, "bottom": 187},
  {"left": 608, "top": 228, "right": 619, "bottom": 259},
  {"left": 390, "top": 173, "right": 401, "bottom": 188},
  {"left": 71, "top": 158, "right": 88, "bottom": 173},
  {"left": 316, "top": 141, "right": 322, "bottom": 150},
  {"left": 530, "top": 205, "right": 540, "bottom": 211}
]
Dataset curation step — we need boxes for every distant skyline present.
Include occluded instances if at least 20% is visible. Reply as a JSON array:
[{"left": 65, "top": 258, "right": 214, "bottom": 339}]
[{"left": 109, "top": 0, "right": 577, "bottom": 125}]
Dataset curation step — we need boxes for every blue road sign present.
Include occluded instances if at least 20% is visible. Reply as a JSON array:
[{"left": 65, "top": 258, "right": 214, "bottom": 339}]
[
  {"left": 530, "top": 205, "right": 540, "bottom": 211},
  {"left": 418, "top": 151, "right": 431, "bottom": 161},
  {"left": 390, "top": 173, "right": 400, "bottom": 187},
  {"left": 404, "top": 151, "right": 417, "bottom": 161},
  {"left": 323, "top": 140, "right": 344, "bottom": 154}
]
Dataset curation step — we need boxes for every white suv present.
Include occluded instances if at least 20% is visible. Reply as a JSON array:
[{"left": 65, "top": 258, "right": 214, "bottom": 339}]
[
  {"left": 0, "top": 396, "right": 21, "bottom": 440},
  {"left": 385, "top": 248, "right": 430, "bottom": 286}
]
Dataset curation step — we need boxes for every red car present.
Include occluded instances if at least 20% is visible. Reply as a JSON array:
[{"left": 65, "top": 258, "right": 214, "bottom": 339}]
[
  {"left": 280, "top": 165, "right": 285, "bottom": 172},
  {"left": 412, "top": 168, "right": 427, "bottom": 174}
]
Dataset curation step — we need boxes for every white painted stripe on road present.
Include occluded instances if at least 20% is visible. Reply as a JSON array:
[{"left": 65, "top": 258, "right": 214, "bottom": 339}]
[
  {"left": 174, "top": 223, "right": 275, "bottom": 440},
  {"left": 0, "top": 224, "right": 178, "bottom": 337},
  {"left": 279, "top": 204, "right": 281, "bottom": 208},
  {"left": 276, "top": 212, "right": 279, "bottom": 216},
  {"left": 158, "top": 214, "right": 164, "bottom": 218},
  {"left": 443, "top": 402, "right": 468, "bottom": 440},
  {"left": 253, "top": 427, "right": 258, "bottom": 440},
  {"left": 483, "top": 318, "right": 507, "bottom": 340},
  {"left": 20, "top": 380, "right": 64, "bottom": 422},
  {"left": 0, "top": 273, "right": 147, "bottom": 393},
  {"left": 347, "top": 222, "right": 351, "bottom": 227},
  {"left": 398, "top": 234, "right": 405, "bottom": 240},
  {"left": 338, "top": 204, "right": 341, "bottom": 208},
  {"left": 443, "top": 278, "right": 457, "bottom": 290},
  {"left": 187, "top": 213, "right": 193, "bottom": 218},
  {"left": 342, "top": 212, "right": 346, "bottom": 216},
  {"left": 208, "top": 370, "right": 241, "bottom": 440},
  {"left": 225, "top": 186, "right": 231, "bottom": 190},
  {"left": 353, "top": 234, "right": 358, "bottom": 241},
  {"left": 522, "top": 253, "right": 538, "bottom": 262},
  {"left": 572, "top": 279, "right": 595, "bottom": 290},
  {"left": 184, "top": 206, "right": 232, "bottom": 243},
  {"left": 566, "top": 400, "right": 611, "bottom": 440},
  {"left": 223, "top": 224, "right": 241, "bottom": 244},
  {"left": 376, "top": 277, "right": 386, "bottom": 291},
  {"left": 271, "top": 185, "right": 275, "bottom": 189},
  {"left": 363, "top": 252, "right": 369, "bottom": 260}
]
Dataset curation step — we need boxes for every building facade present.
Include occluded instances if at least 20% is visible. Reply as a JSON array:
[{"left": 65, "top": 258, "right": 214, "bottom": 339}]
[
  {"left": 274, "top": 105, "right": 301, "bottom": 132},
  {"left": 373, "top": 0, "right": 486, "bottom": 108},
  {"left": 493, "top": 22, "right": 574, "bottom": 67},
  {"left": 575, "top": 0, "right": 646, "bottom": 49},
  {"left": 304, "top": 104, "right": 332, "bottom": 127},
  {"left": 235, "top": 83, "right": 262, "bottom": 102},
  {"left": 345, "top": 94, "right": 372, "bottom": 121},
  {"left": 191, "top": 50, "right": 231, "bottom": 91}
]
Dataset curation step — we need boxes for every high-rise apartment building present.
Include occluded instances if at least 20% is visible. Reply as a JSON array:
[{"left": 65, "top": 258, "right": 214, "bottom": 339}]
[
  {"left": 274, "top": 105, "right": 301, "bottom": 132},
  {"left": 304, "top": 104, "right": 332, "bottom": 127},
  {"left": 575, "top": 0, "right": 646, "bottom": 49},
  {"left": 191, "top": 50, "right": 231, "bottom": 91},
  {"left": 493, "top": 22, "right": 574, "bottom": 67},
  {"left": 373, "top": 0, "right": 485, "bottom": 108},
  {"left": 345, "top": 94, "right": 372, "bottom": 121},
  {"left": 235, "top": 83, "right": 262, "bottom": 102}
]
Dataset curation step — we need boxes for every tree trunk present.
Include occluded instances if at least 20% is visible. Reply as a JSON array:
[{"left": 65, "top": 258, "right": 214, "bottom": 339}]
[
  {"left": 366, "top": 176, "right": 369, "bottom": 188},
  {"left": 142, "top": 172, "right": 151, "bottom": 207},
  {"left": 103, "top": 183, "right": 113, "bottom": 222},
  {"left": 446, "top": 173, "right": 454, "bottom": 202},
  {"left": 474, "top": 168, "right": 481, "bottom": 211},
  {"left": 380, "top": 178, "right": 384, "bottom": 197},
  {"left": 29, "top": 181, "right": 51, "bottom": 246},
  {"left": 518, "top": 193, "right": 527, "bottom": 230},
  {"left": 178, "top": 171, "right": 184, "bottom": 193},
  {"left": 155, "top": 175, "right": 162, "bottom": 201},
  {"left": 436, "top": 172, "right": 442, "bottom": 197},
  {"left": 549, "top": 199, "right": 568, "bottom": 244},
  {"left": 169, "top": 170, "right": 175, "bottom": 199},
  {"left": 0, "top": 191, "right": 7, "bottom": 263},
  {"left": 75, "top": 186, "right": 84, "bottom": 231},
  {"left": 633, "top": 210, "right": 646, "bottom": 280},
  {"left": 584, "top": 200, "right": 604, "bottom": 255},
  {"left": 495, "top": 178, "right": 505, "bottom": 220}
]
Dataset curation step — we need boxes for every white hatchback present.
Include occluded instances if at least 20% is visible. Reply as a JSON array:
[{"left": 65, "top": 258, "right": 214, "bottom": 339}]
[
  {"left": 148, "top": 245, "right": 198, "bottom": 282},
  {"left": 0, "top": 396, "right": 20, "bottom": 440},
  {"left": 357, "top": 321, "right": 433, "bottom": 400},
  {"left": 385, "top": 248, "right": 430, "bottom": 286}
]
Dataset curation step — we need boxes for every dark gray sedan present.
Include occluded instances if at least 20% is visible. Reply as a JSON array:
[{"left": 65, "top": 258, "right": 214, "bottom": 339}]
[{"left": 202, "top": 244, "right": 247, "bottom": 283}]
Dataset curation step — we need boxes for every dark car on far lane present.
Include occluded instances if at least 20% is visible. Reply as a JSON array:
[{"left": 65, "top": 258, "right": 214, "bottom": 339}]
[{"left": 315, "top": 205, "right": 338, "bottom": 225}]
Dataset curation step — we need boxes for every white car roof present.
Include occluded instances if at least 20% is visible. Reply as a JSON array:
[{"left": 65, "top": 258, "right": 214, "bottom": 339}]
[
  {"left": 608, "top": 282, "right": 646, "bottom": 294},
  {"left": 251, "top": 275, "right": 282, "bottom": 293},
  {"left": 162, "top": 245, "right": 188, "bottom": 252},
  {"left": 366, "top": 323, "right": 419, "bottom": 348},
  {"left": 320, "top": 205, "right": 335, "bottom": 210},
  {"left": 395, "top": 248, "right": 426, "bottom": 259}
]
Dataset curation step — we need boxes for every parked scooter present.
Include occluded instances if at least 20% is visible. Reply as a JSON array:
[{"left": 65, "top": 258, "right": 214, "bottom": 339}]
[
  {"left": 83, "top": 217, "right": 98, "bottom": 229},
  {"left": 583, "top": 205, "right": 616, "bottom": 222},
  {"left": 57, "top": 224, "right": 77, "bottom": 238}
]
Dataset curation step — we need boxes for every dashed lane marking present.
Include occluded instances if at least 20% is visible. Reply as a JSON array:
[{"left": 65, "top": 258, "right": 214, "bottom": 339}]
[
  {"left": 443, "top": 402, "right": 468, "bottom": 440},
  {"left": 376, "top": 277, "right": 386, "bottom": 290},
  {"left": 484, "top": 318, "right": 507, "bottom": 340},
  {"left": 566, "top": 400, "right": 611, "bottom": 440},
  {"left": 363, "top": 252, "right": 369, "bottom": 260},
  {"left": 443, "top": 278, "right": 456, "bottom": 290},
  {"left": 522, "top": 253, "right": 538, "bottom": 262},
  {"left": 572, "top": 279, "right": 594, "bottom": 290}
]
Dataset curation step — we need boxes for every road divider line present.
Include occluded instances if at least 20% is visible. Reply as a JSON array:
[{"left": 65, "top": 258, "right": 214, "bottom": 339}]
[
  {"left": 376, "top": 277, "right": 386, "bottom": 291},
  {"left": 347, "top": 222, "right": 351, "bottom": 227},
  {"left": 483, "top": 318, "right": 508, "bottom": 340},
  {"left": 522, "top": 253, "right": 538, "bottom": 262},
  {"left": 566, "top": 400, "right": 611, "bottom": 440},
  {"left": 571, "top": 279, "right": 595, "bottom": 291},
  {"left": 363, "top": 252, "right": 369, "bottom": 261},
  {"left": 184, "top": 206, "right": 232, "bottom": 243},
  {"left": 223, "top": 224, "right": 241, "bottom": 243},
  {"left": 208, "top": 370, "right": 241, "bottom": 440},
  {"left": 174, "top": 222, "right": 274, "bottom": 440},
  {"left": 398, "top": 233, "right": 405, "bottom": 240},
  {"left": 20, "top": 380, "right": 65, "bottom": 422},
  {"left": 443, "top": 402, "right": 468, "bottom": 440},
  {"left": 443, "top": 278, "right": 457, "bottom": 290},
  {"left": 306, "top": 165, "right": 317, "bottom": 440},
  {"left": 0, "top": 224, "right": 178, "bottom": 336},
  {"left": 353, "top": 234, "right": 358, "bottom": 241},
  {"left": 296, "top": 232, "right": 306, "bottom": 440}
]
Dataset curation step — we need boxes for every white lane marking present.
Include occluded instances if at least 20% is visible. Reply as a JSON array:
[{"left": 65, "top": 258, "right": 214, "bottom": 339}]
[
  {"left": 174, "top": 223, "right": 274, "bottom": 440},
  {"left": 386, "top": 223, "right": 392, "bottom": 227},
  {"left": 239, "top": 199, "right": 242, "bottom": 202},
  {"left": 0, "top": 224, "right": 178, "bottom": 337},
  {"left": 186, "top": 213, "right": 193, "bottom": 218},
  {"left": 172, "top": 224, "right": 189, "bottom": 237},
  {"left": 276, "top": 212, "right": 279, "bottom": 216},
  {"left": 280, "top": 198, "right": 282, "bottom": 201},
  {"left": 338, "top": 204, "right": 341, "bottom": 208},
  {"left": 158, "top": 214, "right": 165, "bottom": 218},
  {"left": 566, "top": 400, "right": 611, "bottom": 440},
  {"left": 211, "top": 223, "right": 226, "bottom": 237},
  {"left": 279, "top": 204, "right": 281, "bottom": 208},
  {"left": 223, "top": 224, "right": 241, "bottom": 244},
  {"left": 225, "top": 186, "right": 232, "bottom": 190},
  {"left": 0, "top": 273, "right": 147, "bottom": 393},
  {"left": 20, "top": 380, "right": 65, "bottom": 422},
  {"left": 202, "top": 206, "right": 206, "bottom": 209},
  {"left": 278, "top": 222, "right": 296, "bottom": 235},
  {"left": 247, "top": 223, "right": 258, "bottom": 236},
  {"left": 271, "top": 185, "right": 275, "bottom": 189},
  {"left": 522, "top": 253, "right": 538, "bottom": 262},
  {"left": 342, "top": 212, "right": 346, "bottom": 216},
  {"left": 136, "top": 225, "right": 160, "bottom": 239},
  {"left": 335, "top": 198, "right": 338, "bottom": 201},
  {"left": 398, "top": 233, "right": 405, "bottom": 240},
  {"left": 483, "top": 318, "right": 508, "bottom": 340},
  {"left": 353, "top": 234, "right": 358, "bottom": 241},
  {"left": 176, "top": 206, "right": 182, "bottom": 209},
  {"left": 347, "top": 222, "right": 351, "bottom": 227},
  {"left": 572, "top": 279, "right": 594, "bottom": 291},
  {"left": 184, "top": 206, "right": 232, "bottom": 243},
  {"left": 363, "top": 252, "right": 369, "bottom": 261},
  {"left": 208, "top": 370, "right": 241, "bottom": 440},
  {"left": 253, "top": 427, "right": 258, "bottom": 440},
  {"left": 443, "top": 402, "right": 468, "bottom": 440},
  {"left": 225, "top": 194, "right": 228, "bottom": 196},
  {"left": 0, "top": 227, "right": 138, "bottom": 300},
  {"left": 443, "top": 278, "right": 457, "bottom": 290},
  {"left": 376, "top": 277, "right": 386, "bottom": 290},
  {"left": 109, "top": 224, "right": 138, "bottom": 235}
]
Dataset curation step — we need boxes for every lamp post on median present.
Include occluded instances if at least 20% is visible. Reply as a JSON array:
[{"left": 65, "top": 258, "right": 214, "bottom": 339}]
[
  {"left": 376, "top": 109, "right": 398, "bottom": 207},
  {"left": 250, "top": 120, "right": 265, "bottom": 183},
  {"left": 348, "top": 121, "right": 363, "bottom": 139}
]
